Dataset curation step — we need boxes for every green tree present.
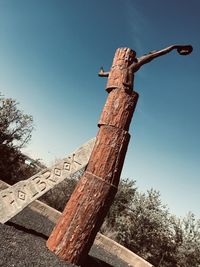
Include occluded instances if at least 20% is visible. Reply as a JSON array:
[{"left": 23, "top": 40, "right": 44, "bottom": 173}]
[
  {"left": 175, "top": 212, "right": 200, "bottom": 267},
  {"left": 100, "top": 178, "right": 136, "bottom": 239},
  {"left": 0, "top": 94, "right": 33, "bottom": 148},
  {"left": 0, "top": 93, "right": 36, "bottom": 184},
  {"left": 102, "top": 178, "right": 200, "bottom": 267},
  {"left": 39, "top": 167, "right": 84, "bottom": 211},
  {"left": 114, "top": 189, "right": 177, "bottom": 266}
]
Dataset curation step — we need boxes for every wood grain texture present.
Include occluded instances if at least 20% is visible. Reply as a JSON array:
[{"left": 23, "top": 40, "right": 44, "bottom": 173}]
[
  {"left": 106, "top": 47, "right": 135, "bottom": 92},
  {"left": 98, "top": 89, "right": 138, "bottom": 130},
  {"left": 47, "top": 47, "right": 139, "bottom": 265}
]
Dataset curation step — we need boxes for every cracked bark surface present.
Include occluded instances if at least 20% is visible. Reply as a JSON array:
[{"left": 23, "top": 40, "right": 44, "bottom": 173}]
[{"left": 47, "top": 48, "right": 139, "bottom": 265}]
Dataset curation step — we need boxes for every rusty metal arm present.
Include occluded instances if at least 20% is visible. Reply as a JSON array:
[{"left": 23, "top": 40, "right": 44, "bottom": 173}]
[
  {"left": 98, "top": 67, "right": 109, "bottom": 77},
  {"left": 136, "top": 44, "right": 193, "bottom": 67}
]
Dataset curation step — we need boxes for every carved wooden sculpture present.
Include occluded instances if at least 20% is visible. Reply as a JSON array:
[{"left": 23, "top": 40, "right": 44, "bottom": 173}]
[{"left": 47, "top": 44, "right": 192, "bottom": 266}]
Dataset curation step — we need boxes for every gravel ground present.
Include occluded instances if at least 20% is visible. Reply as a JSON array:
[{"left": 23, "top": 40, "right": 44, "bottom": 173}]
[{"left": 0, "top": 207, "right": 130, "bottom": 267}]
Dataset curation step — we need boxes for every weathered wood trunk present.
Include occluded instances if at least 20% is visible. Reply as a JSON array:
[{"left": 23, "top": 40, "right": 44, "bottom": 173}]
[{"left": 47, "top": 47, "right": 139, "bottom": 265}]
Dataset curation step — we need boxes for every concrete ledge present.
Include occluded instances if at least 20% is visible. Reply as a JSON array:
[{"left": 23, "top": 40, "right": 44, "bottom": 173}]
[
  {"left": 0, "top": 180, "right": 153, "bottom": 267},
  {"left": 95, "top": 234, "right": 154, "bottom": 267}
]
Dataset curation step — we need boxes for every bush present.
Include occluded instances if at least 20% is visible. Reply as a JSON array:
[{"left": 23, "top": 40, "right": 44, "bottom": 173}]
[
  {"left": 101, "top": 178, "right": 200, "bottom": 267},
  {"left": 39, "top": 177, "right": 78, "bottom": 212},
  {"left": 39, "top": 168, "right": 84, "bottom": 211},
  {"left": 0, "top": 93, "right": 39, "bottom": 184}
]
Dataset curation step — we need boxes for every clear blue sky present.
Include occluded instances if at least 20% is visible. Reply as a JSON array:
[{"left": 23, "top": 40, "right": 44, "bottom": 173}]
[{"left": 0, "top": 0, "right": 199, "bottom": 218}]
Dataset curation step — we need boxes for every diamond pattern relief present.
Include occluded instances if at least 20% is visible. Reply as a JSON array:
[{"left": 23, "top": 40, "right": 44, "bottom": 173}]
[
  {"left": 18, "top": 191, "right": 26, "bottom": 200},
  {"left": 64, "top": 162, "right": 71, "bottom": 171},
  {"left": 54, "top": 168, "right": 61, "bottom": 176}
]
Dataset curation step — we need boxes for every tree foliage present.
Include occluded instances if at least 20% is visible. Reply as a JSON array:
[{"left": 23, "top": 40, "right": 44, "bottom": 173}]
[
  {"left": 39, "top": 177, "right": 78, "bottom": 212},
  {"left": 0, "top": 94, "right": 33, "bottom": 148},
  {"left": 101, "top": 178, "right": 200, "bottom": 267},
  {"left": 0, "top": 93, "right": 37, "bottom": 184},
  {"left": 175, "top": 212, "right": 200, "bottom": 267}
]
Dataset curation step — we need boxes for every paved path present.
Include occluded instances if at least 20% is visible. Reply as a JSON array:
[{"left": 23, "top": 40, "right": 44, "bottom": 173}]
[{"left": 0, "top": 207, "right": 130, "bottom": 267}]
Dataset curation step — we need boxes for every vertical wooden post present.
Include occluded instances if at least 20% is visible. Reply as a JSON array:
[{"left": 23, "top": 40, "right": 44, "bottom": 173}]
[{"left": 47, "top": 48, "right": 139, "bottom": 265}]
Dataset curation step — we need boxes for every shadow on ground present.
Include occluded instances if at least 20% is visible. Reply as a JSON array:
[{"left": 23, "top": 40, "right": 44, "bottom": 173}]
[
  {"left": 6, "top": 221, "right": 114, "bottom": 267},
  {"left": 1, "top": 208, "right": 129, "bottom": 267},
  {"left": 83, "top": 255, "right": 113, "bottom": 267}
]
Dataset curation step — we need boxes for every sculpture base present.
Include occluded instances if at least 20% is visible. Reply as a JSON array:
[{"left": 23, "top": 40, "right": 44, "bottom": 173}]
[{"left": 47, "top": 172, "right": 117, "bottom": 265}]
